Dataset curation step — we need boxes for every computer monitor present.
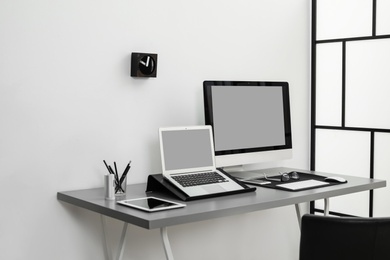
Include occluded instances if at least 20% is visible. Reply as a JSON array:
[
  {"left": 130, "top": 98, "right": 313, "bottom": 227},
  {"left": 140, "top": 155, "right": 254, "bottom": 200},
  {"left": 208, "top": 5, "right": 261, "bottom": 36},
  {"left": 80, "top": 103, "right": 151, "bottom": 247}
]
[{"left": 203, "top": 80, "right": 292, "bottom": 171}]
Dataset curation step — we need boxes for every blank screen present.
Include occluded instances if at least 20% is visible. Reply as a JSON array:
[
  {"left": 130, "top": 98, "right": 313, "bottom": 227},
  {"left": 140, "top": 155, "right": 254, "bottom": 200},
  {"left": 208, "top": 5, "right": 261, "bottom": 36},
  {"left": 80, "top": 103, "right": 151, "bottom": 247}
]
[
  {"left": 161, "top": 129, "right": 214, "bottom": 171},
  {"left": 211, "top": 85, "right": 286, "bottom": 151},
  {"left": 122, "top": 198, "right": 177, "bottom": 210}
]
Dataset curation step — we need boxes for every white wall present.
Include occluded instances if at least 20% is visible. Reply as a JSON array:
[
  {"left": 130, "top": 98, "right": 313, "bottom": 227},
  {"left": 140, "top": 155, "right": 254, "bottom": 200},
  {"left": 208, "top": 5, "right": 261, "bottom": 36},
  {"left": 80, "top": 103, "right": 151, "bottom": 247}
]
[{"left": 0, "top": 1, "right": 310, "bottom": 259}]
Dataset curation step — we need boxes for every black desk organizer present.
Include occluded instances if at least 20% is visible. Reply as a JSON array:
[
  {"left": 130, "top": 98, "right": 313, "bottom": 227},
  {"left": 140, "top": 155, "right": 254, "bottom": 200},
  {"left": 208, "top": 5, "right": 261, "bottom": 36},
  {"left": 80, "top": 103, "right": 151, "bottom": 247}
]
[
  {"left": 245, "top": 171, "right": 347, "bottom": 192},
  {"left": 146, "top": 171, "right": 256, "bottom": 201}
]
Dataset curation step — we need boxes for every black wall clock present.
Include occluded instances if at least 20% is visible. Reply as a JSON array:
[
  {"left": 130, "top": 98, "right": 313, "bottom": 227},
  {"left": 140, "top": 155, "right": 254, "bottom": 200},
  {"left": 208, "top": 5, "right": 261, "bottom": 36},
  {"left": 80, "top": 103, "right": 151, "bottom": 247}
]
[{"left": 131, "top": 52, "right": 158, "bottom": 77}]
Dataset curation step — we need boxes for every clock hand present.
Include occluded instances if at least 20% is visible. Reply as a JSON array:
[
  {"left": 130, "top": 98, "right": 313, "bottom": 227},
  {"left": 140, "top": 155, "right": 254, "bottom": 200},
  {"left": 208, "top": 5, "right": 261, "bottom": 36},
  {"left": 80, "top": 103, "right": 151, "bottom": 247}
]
[{"left": 145, "top": 56, "right": 150, "bottom": 67}]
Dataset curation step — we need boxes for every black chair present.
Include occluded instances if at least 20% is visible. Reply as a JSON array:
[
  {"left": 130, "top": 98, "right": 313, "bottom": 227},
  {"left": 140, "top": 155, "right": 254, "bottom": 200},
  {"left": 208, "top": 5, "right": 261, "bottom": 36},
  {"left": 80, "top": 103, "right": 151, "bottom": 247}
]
[{"left": 299, "top": 214, "right": 390, "bottom": 260}]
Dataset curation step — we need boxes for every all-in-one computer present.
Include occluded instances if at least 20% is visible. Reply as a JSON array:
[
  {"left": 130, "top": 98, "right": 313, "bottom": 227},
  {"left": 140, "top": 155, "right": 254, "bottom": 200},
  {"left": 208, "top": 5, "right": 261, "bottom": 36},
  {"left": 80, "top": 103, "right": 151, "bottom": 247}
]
[{"left": 203, "top": 80, "right": 292, "bottom": 174}]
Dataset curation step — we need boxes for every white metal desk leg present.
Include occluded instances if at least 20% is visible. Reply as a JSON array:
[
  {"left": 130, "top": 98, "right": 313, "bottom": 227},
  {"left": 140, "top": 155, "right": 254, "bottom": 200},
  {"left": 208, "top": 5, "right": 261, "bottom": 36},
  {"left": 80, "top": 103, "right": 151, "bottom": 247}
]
[
  {"left": 101, "top": 215, "right": 112, "bottom": 260},
  {"left": 161, "top": 227, "right": 175, "bottom": 260},
  {"left": 324, "top": 198, "right": 330, "bottom": 216},
  {"left": 101, "top": 215, "right": 128, "bottom": 260},
  {"left": 116, "top": 222, "right": 128, "bottom": 260},
  {"left": 295, "top": 203, "right": 301, "bottom": 229}
]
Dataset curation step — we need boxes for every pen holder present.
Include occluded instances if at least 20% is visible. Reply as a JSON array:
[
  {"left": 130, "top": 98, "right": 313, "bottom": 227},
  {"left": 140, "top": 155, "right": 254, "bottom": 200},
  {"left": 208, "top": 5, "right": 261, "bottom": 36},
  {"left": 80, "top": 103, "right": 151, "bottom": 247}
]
[
  {"left": 103, "top": 160, "right": 131, "bottom": 197},
  {"left": 115, "top": 175, "right": 127, "bottom": 196},
  {"left": 104, "top": 174, "right": 115, "bottom": 200}
]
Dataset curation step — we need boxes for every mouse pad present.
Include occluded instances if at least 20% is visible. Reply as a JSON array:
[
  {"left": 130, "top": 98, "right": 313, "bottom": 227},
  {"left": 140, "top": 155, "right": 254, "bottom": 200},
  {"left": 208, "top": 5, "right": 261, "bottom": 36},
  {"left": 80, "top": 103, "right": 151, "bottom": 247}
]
[{"left": 244, "top": 172, "right": 346, "bottom": 192}]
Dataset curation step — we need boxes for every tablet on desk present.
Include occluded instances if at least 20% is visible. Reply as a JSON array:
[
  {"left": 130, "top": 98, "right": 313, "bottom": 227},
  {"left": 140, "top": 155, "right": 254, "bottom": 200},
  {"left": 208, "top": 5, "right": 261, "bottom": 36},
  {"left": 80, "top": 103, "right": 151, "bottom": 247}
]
[{"left": 117, "top": 197, "right": 186, "bottom": 212}]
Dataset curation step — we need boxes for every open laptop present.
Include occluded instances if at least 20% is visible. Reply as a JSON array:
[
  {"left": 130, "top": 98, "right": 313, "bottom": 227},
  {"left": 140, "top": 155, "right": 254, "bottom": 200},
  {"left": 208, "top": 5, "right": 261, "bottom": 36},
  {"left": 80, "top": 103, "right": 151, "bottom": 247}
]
[{"left": 159, "top": 125, "right": 246, "bottom": 197}]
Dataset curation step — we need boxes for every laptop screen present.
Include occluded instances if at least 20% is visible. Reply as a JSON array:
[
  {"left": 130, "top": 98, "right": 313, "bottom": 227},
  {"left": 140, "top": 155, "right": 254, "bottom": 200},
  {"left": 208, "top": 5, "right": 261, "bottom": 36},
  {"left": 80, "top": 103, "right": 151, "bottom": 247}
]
[{"left": 160, "top": 127, "right": 215, "bottom": 173}]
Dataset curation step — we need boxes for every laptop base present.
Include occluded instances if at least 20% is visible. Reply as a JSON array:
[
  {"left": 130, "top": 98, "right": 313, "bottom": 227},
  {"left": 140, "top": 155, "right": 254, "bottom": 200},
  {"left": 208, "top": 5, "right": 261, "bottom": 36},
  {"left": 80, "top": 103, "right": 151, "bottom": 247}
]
[{"left": 146, "top": 173, "right": 256, "bottom": 201}]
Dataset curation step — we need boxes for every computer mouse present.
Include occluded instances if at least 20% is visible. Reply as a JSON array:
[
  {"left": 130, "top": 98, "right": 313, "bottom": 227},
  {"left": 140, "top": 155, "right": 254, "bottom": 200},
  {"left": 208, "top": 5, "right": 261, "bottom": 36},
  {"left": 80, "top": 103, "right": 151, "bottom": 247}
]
[{"left": 324, "top": 176, "right": 347, "bottom": 183}]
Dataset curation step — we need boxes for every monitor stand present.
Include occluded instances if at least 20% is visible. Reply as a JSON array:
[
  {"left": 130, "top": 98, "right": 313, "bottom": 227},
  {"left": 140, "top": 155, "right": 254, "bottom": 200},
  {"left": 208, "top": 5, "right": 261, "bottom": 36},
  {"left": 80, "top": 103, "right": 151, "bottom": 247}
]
[
  {"left": 221, "top": 165, "right": 245, "bottom": 173},
  {"left": 221, "top": 165, "right": 262, "bottom": 180},
  {"left": 223, "top": 166, "right": 282, "bottom": 180}
]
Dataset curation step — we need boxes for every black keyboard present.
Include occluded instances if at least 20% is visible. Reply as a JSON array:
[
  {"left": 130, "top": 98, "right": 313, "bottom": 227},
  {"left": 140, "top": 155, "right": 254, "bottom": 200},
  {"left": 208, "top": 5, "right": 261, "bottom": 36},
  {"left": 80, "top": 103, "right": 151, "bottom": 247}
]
[{"left": 172, "top": 172, "right": 229, "bottom": 187}]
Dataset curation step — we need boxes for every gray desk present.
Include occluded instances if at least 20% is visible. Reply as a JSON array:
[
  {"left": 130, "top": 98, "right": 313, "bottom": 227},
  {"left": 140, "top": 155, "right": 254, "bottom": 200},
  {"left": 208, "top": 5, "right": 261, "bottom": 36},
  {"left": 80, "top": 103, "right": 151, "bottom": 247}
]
[{"left": 57, "top": 167, "right": 386, "bottom": 260}]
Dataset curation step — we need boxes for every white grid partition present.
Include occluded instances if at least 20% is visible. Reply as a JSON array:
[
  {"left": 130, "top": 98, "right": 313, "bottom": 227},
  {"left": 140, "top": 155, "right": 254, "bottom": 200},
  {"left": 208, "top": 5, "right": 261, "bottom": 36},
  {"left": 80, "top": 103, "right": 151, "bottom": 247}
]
[{"left": 311, "top": 0, "right": 390, "bottom": 217}]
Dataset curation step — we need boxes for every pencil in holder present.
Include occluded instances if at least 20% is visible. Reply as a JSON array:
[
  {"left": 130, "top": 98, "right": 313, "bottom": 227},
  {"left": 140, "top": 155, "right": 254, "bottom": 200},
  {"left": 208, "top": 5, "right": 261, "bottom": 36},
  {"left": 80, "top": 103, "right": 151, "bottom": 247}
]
[
  {"left": 114, "top": 174, "right": 127, "bottom": 196},
  {"left": 103, "top": 160, "right": 131, "bottom": 197}
]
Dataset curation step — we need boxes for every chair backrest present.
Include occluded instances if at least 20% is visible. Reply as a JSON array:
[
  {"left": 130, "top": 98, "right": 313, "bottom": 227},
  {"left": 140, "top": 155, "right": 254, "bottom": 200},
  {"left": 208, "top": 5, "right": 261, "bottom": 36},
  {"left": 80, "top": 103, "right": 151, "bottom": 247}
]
[{"left": 299, "top": 214, "right": 390, "bottom": 260}]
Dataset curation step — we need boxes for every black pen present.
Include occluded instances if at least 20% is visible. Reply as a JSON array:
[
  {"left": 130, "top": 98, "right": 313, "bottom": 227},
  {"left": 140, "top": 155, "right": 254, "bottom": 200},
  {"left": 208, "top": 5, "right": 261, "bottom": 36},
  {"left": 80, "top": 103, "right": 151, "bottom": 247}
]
[
  {"left": 114, "top": 161, "right": 118, "bottom": 176},
  {"left": 113, "top": 162, "right": 120, "bottom": 182},
  {"left": 103, "top": 160, "right": 111, "bottom": 174},
  {"left": 119, "top": 160, "right": 131, "bottom": 185},
  {"left": 115, "top": 161, "right": 131, "bottom": 193},
  {"left": 108, "top": 165, "right": 115, "bottom": 175},
  {"left": 109, "top": 165, "right": 122, "bottom": 189}
]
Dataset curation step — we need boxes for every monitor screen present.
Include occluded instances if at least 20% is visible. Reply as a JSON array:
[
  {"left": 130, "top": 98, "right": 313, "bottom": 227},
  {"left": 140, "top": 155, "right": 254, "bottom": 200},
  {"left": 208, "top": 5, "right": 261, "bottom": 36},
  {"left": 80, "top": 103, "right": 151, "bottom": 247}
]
[{"left": 203, "top": 80, "right": 292, "bottom": 169}]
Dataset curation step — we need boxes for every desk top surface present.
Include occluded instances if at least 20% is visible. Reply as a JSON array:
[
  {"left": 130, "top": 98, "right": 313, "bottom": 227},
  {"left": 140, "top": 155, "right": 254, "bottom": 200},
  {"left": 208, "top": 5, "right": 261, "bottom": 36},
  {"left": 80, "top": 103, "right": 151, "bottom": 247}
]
[{"left": 57, "top": 167, "right": 386, "bottom": 229}]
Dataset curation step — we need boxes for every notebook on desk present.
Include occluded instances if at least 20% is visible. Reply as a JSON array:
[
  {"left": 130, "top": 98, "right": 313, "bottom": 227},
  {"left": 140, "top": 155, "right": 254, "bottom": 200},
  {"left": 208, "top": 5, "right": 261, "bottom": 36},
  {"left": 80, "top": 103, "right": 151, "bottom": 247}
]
[{"left": 159, "top": 126, "right": 252, "bottom": 198}]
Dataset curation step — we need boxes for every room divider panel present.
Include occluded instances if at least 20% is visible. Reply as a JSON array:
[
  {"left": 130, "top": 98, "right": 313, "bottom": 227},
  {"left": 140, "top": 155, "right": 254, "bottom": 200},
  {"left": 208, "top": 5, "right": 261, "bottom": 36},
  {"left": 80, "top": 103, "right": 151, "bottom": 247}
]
[{"left": 311, "top": 0, "right": 390, "bottom": 217}]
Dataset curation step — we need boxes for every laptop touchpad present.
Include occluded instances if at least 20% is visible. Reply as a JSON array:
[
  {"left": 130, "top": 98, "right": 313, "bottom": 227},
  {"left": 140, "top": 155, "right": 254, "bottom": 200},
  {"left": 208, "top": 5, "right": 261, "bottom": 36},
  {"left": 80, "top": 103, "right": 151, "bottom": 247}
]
[{"left": 203, "top": 185, "right": 226, "bottom": 194}]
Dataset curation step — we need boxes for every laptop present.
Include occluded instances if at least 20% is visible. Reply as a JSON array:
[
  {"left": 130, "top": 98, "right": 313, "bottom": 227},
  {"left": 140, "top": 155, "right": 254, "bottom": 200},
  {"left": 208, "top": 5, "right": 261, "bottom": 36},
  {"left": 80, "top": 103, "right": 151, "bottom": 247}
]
[{"left": 159, "top": 125, "right": 246, "bottom": 197}]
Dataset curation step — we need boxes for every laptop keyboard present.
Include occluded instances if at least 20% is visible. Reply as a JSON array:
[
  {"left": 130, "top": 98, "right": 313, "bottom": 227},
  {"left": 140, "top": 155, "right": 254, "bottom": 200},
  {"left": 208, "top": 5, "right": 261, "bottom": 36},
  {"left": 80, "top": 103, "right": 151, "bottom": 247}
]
[{"left": 172, "top": 172, "right": 229, "bottom": 187}]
